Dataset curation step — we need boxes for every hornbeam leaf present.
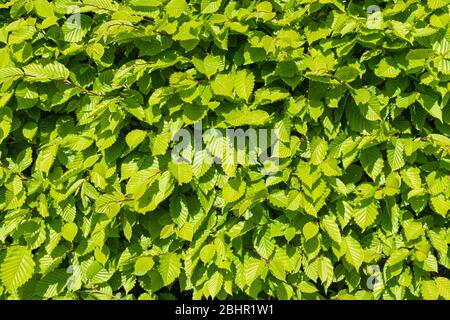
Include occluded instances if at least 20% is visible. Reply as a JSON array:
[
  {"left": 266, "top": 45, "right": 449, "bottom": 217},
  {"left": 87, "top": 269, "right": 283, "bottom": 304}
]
[
  {"left": 211, "top": 73, "right": 234, "bottom": 98},
  {"left": 166, "top": 0, "right": 188, "bottom": 18},
  {"left": 192, "top": 55, "right": 221, "bottom": 78},
  {"left": 158, "top": 253, "right": 181, "bottom": 286},
  {"left": 234, "top": 69, "right": 255, "bottom": 102},
  {"left": 418, "top": 93, "right": 443, "bottom": 121},
  {"left": 303, "top": 222, "right": 319, "bottom": 241},
  {"left": 134, "top": 257, "right": 155, "bottom": 276},
  {"left": 35, "top": 144, "right": 58, "bottom": 174},
  {"left": 353, "top": 200, "right": 378, "bottom": 231},
  {"left": 344, "top": 236, "right": 364, "bottom": 270},
  {"left": 206, "top": 271, "right": 223, "bottom": 298},
  {"left": 61, "top": 222, "right": 78, "bottom": 242},
  {"left": 222, "top": 178, "right": 246, "bottom": 203},
  {"left": 0, "top": 246, "right": 35, "bottom": 291},
  {"left": 168, "top": 161, "right": 193, "bottom": 184},
  {"left": 0, "top": 67, "right": 24, "bottom": 81},
  {"left": 421, "top": 280, "right": 439, "bottom": 300},
  {"left": 125, "top": 129, "right": 147, "bottom": 150},
  {"left": 387, "top": 140, "right": 405, "bottom": 171},
  {"left": 401, "top": 167, "right": 422, "bottom": 189},
  {"left": 335, "top": 66, "right": 359, "bottom": 82},
  {"left": 62, "top": 14, "right": 91, "bottom": 43},
  {"left": 309, "top": 137, "right": 328, "bottom": 165},
  {"left": 386, "top": 248, "right": 409, "bottom": 266},
  {"left": 0, "top": 107, "right": 13, "bottom": 144},
  {"left": 320, "top": 215, "right": 342, "bottom": 243},
  {"left": 192, "top": 150, "right": 213, "bottom": 179},
  {"left": 375, "top": 57, "right": 401, "bottom": 78},
  {"left": 436, "top": 277, "right": 450, "bottom": 300},
  {"left": 199, "top": 244, "right": 215, "bottom": 264},
  {"left": 23, "top": 61, "right": 70, "bottom": 82},
  {"left": 359, "top": 146, "right": 384, "bottom": 180},
  {"left": 95, "top": 192, "right": 127, "bottom": 219},
  {"left": 253, "top": 227, "right": 274, "bottom": 259},
  {"left": 406, "top": 49, "right": 434, "bottom": 60}
]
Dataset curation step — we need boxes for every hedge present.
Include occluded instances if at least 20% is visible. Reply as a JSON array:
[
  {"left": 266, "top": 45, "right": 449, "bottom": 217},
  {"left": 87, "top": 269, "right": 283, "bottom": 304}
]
[{"left": 0, "top": 0, "right": 449, "bottom": 300}]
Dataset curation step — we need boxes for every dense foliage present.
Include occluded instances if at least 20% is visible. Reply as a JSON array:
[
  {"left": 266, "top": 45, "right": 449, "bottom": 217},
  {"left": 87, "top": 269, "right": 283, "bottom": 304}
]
[{"left": 0, "top": 0, "right": 449, "bottom": 300}]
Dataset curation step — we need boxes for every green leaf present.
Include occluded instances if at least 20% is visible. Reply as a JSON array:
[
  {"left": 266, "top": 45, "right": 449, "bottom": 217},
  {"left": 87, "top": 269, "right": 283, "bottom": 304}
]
[
  {"left": 23, "top": 61, "right": 70, "bottom": 82},
  {"left": 166, "top": 0, "right": 188, "bottom": 18},
  {"left": 192, "top": 55, "right": 221, "bottom": 78},
  {"left": 0, "top": 246, "right": 35, "bottom": 291},
  {"left": 318, "top": 256, "right": 334, "bottom": 289},
  {"left": 359, "top": 146, "right": 384, "bottom": 180},
  {"left": 401, "top": 167, "right": 421, "bottom": 189},
  {"left": 61, "top": 222, "right": 78, "bottom": 242},
  {"left": 406, "top": 49, "right": 434, "bottom": 60},
  {"left": 35, "top": 269, "right": 70, "bottom": 298},
  {"left": 303, "top": 222, "right": 319, "bottom": 241},
  {"left": 421, "top": 280, "right": 439, "bottom": 300},
  {"left": 430, "top": 195, "right": 450, "bottom": 217},
  {"left": 382, "top": 175, "right": 400, "bottom": 199},
  {"left": 234, "top": 69, "right": 255, "bottom": 102},
  {"left": 0, "top": 0, "right": 448, "bottom": 302},
  {"left": 375, "top": 57, "right": 401, "bottom": 78},
  {"left": 222, "top": 178, "right": 246, "bottom": 203},
  {"left": 403, "top": 220, "right": 424, "bottom": 242},
  {"left": 134, "top": 257, "right": 155, "bottom": 276},
  {"left": 177, "top": 222, "right": 193, "bottom": 241},
  {"left": 126, "top": 168, "right": 160, "bottom": 200},
  {"left": 199, "top": 244, "right": 215, "bottom": 264},
  {"left": 35, "top": 144, "right": 58, "bottom": 174},
  {"left": 206, "top": 271, "right": 223, "bottom": 298},
  {"left": 62, "top": 14, "right": 91, "bottom": 43},
  {"left": 387, "top": 140, "right": 405, "bottom": 172},
  {"left": 269, "top": 248, "right": 291, "bottom": 281},
  {"left": 158, "top": 253, "right": 181, "bottom": 286},
  {"left": 253, "top": 227, "right": 274, "bottom": 259},
  {"left": 168, "top": 161, "right": 193, "bottom": 184},
  {"left": 160, "top": 224, "right": 175, "bottom": 239},
  {"left": 320, "top": 158, "right": 342, "bottom": 177},
  {"left": 222, "top": 108, "right": 272, "bottom": 126},
  {"left": 344, "top": 236, "right": 364, "bottom": 270},
  {"left": 95, "top": 192, "right": 126, "bottom": 219},
  {"left": 353, "top": 200, "right": 378, "bottom": 231},
  {"left": 0, "top": 107, "right": 13, "bottom": 144},
  {"left": 309, "top": 137, "right": 328, "bottom": 165},
  {"left": 0, "top": 67, "right": 24, "bottom": 81},
  {"left": 435, "top": 277, "right": 450, "bottom": 300},
  {"left": 192, "top": 150, "right": 213, "bottom": 179},
  {"left": 418, "top": 93, "right": 443, "bottom": 121},
  {"left": 211, "top": 73, "right": 234, "bottom": 98},
  {"left": 386, "top": 248, "right": 409, "bottom": 266},
  {"left": 335, "top": 66, "right": 359, "bottom": 82},
  {"left": 125, "top": 129, "right": 147, "bottom": 150},
  {"left": 320, "top": 215, "right": 341, "bottom": 243}
]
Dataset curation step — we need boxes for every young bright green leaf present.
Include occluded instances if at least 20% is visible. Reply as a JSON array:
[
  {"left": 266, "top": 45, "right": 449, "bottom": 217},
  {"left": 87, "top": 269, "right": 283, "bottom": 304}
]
[
  {"left": 158, "top": 253, "right": 181, "bottom": 286},
  {"left": 168, "top": 161, "right": 193, "bottom": 184},
  {"left": 234, "top": 69, "right": 255, "bottom": 102},
  {"left": 61, "top": 222, "right": 78, "bottom": 242},
  {"left": 134, "top": 257, "right": 155, "bottom": 276},
  {"left": 125, "top": 129, "right": 147, "bottom": 150},
  {"left": 0, "top": 246, "right": 35, "bottom": 291},
  {"left": 303, "top": 222, "right": 319, "bottom": 241}
]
